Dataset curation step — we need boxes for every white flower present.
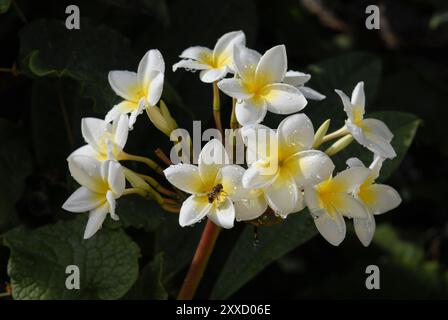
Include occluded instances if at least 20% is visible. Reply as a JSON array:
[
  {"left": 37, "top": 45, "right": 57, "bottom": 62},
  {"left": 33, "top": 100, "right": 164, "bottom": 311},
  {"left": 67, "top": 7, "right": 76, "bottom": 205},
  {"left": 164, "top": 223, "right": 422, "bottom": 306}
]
[
  {"left": 347, "top": 156, "right": 402, "bottom": 246},
  {"left": 106, "top": 49, "right": 165, "bottom": 128},
  {"left": 218, "top": 45, "right": 307, "bottom": 125},
  {"left": 164, "top": 139, "right": 248, "bottom": 229},
  {"left": 284, "top": 70, "right": 326, "bottom": 101},
  {"left": 335, "top": 81, "right": 396, "bottom": 159},
  {"left": 241, "top": 114, "right": 334, "bottom": 217},
  {"left": 304, "top": 167, "right": 370, "bottom": 246},
  {"left": 62, "top": 156, "right": 126, "bottom": 239},
  {"left": 69, "top": 115, "right": 129, "bottom": 162},
  {"left": 172, "top": 30, "right": 246, "bottom": 83}
]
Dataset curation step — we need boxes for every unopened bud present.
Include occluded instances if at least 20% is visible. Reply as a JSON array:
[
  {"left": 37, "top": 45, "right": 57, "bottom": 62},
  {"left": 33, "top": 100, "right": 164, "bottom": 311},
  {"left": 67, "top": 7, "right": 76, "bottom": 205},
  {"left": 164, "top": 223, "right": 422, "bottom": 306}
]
[
  {"left": 146, "top": 100, "right": 178, "bottom": 136},
  {"left": 313, "top": 119, "right": 331, "bottom": 148},
  {"left": 325, "top": 134, "right": 354, "bottom": 156}
]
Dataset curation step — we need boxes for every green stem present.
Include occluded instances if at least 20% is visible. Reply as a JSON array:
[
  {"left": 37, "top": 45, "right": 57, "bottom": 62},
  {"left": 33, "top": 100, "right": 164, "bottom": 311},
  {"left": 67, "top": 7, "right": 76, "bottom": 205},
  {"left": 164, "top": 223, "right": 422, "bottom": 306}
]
[
  {"left": 213, "top": 82, "right": 223, "bottom": 136},
  {"left": 120, "top": 152, "right": 164, "bottom": 174},
  {"left": 321, "top": 125, "right": 349, "bottom": 144}
]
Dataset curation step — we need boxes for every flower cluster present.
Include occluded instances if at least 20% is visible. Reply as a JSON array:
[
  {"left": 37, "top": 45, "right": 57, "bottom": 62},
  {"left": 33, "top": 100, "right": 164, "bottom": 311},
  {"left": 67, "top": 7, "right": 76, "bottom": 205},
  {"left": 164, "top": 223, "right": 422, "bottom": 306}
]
[{"left": 63, "top": 30, "right": 401, "bottom": 246}]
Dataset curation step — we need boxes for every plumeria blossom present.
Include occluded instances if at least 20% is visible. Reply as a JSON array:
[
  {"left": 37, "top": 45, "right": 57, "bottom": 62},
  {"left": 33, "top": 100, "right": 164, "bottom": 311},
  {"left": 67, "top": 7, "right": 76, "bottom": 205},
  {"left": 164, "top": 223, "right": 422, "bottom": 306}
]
[
  {"left": 241, "top": 114, "right": 334, "bottom": 217},
  {"left": 218, "top": 45, "right": 307, "bottom": 125},
  {"left": 62, "top": 156, "right": 126, "bottom": 239},
  {"left": 346, "top": 156, "right": 402, "bottom": 246},
  {"left": 172, "top": 31, "right": 246, "bottom": 83},
  {"left": 335, "top": 81, "right": 396, "bottom": 159},
  {"left": 284, "top": 70, "right": 326, "bottom": 101},
  {"left": 164, "top": 139, "right": 248, "bottom": 229},
  {"left": 69, "top": 115, "right": 129, "bottom": 162},
  {"left": 304, "top": 167, "right": 371, "bottom": 246},
  {"left": 106, "top": 49, "right": 165, "bottom": 128}
]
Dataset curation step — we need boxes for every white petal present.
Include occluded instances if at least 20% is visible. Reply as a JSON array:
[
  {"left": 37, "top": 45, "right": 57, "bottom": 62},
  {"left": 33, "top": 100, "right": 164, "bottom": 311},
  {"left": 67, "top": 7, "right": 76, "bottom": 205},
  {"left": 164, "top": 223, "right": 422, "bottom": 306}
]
[
  {"left": 207, "top": 197, "right": 235, "bottom": 229},
  {"left": 354, "top": 213, "right": 376, "bottom": 247},
  {"left": 264, "top": 169, "right": 299, "bottom": 217},
  {"left": 68, "top": 156, "right": 105, "bottom": 193},
  {"left": 219, "top": 165, "right": 247, "bottom": 200},
  {"left": 68, "top": 145, "right": 98, "bottom": 160},
  {"left": 199, "top": 67, "right": 228, "bottom": 83},
  {"left": 164, "top": 164, "right": 205, "bottom": 194},
  {"left": 179, "top": 195, "right": 211, "bottom": 227},
  {"left": 84, "top": 203, "right": 109, "bottom": 239},
  {"left": 362, "top": 184, "right": 402, "bottom": 215},
  {"left": 304, "top": 186, "right": 321, "bottom": 213},
  {"left": 277, "top": 113, "right": 314, "bottom": 156},
  {"left": 335, "top": 89, "right": 355, "bottom": 120},
  {"left": 334, "top": 194, "right": 369, "bottom": 219},
  {"left": 362, "top": 118, "right": 394, "bottom": 142},
  {"left": 314, "top": 213, "right": 346, "bottom": 246},
  {"left": 235, "top": 100, "right": 267, "bottom": 126},
  {"left": 62, "top": 186, "right": 104, "bottom": 213},
  {"left": 232, "top": 45, "right": 261, "bottom": 81},
  {"left": 234, "top": 191, "right": 268, "bottom": 221},
  {"left": 369, "top": 154, "right": 384, "bottom": 179},
  {"left": 255, "top": 45, "right": 287, "bottom": 84},
  {"left": 147, "top": 72, "right": 164, "bottom": 106},
  {"left": 172, "top": 59, "right": 209, "bottom": 72},
  {"left": 362, "top": 130, "right": 397, "bottom": 159},
  {"left": 284, "top": 150, "right": 334, "bottom": 187},
  {"left": 179, "top": 46, "right": 212, "bottom": 60},
  {"left": 113, "top": 114, "right": 129, "bottom": 150},
  {"left": 331, "top": 167, "right": 371, "bottom": 193},
  {"left": 351, "top": 81, "right": 365, "bottom": 109},
  {"left": 213, "top": 30, "right": 246, "bottom": 59},
  {"left": 240, "top": 124, "right": 276, "bottom": 163},
  {"left": 284, "top": 70, "right": 310, "bottom": 87},
  {"left": 105, "top": 101, "right": 138, "bottom": 123},
  {"left": 218, "top": 78, "right": 253, "bottom": 100},
  {"left": 138, "top": 50, "right": 165, "bottom": 87},
  {"left": 108, "top": 71, "right": 140, "bottom": 102},
  {"left": 81, "top": 118, "right": 107, "bottom": 151},
  {"left": 242, "top": 160, "right": 278, "bottom": 189},
  {"left": 300, "top": 86, "right": 326, "bottom": 101},
  {"left": 128, "top": 99, "right": 146, "bottom": 129},
  {"left": 262, "top": 83, "right": 307, "bottom": 114},
  {"left": 106, "top": 190, "right": 118, "bottom": 220},
  {"left": 105, "top": 160, "right": 125, "bottom": 196},
  {"left": 346, "top": 157, "right": 365, "bottom": 168},
  {"left": 198, "top": 139, "right": 229, "bottom": 187}
]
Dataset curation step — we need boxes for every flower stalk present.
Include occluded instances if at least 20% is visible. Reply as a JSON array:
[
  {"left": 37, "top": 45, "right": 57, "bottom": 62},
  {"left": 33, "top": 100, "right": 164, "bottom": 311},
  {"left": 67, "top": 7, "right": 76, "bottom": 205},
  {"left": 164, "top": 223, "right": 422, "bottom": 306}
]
[{"left": 177, "top": 220, "right": 221, "bottom": 300}]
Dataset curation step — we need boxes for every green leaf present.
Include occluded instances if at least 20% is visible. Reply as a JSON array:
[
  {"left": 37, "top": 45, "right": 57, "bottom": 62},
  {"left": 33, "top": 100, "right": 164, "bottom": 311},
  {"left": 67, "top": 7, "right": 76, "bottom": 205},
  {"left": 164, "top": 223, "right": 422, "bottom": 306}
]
[
  {"left": 4, "top": 215, "right": 140, "bottom": 299},
  {"left": 19, "top": 19, "right": 136, "bottom": 113},
  {"left": 210, "top": 213, "right": 317, "bottom": 299},
  {"left": 123, "top": 253, "right": 168, "bottom": 300},
  {"left": 333, "top": 111, "right": 421, "bottom": 180},
  {"left": 118, "top": 195, "right": 165, "bottom": 231},
  {"left": 0, "top": 0, "right": 11, "bottom": 14}
]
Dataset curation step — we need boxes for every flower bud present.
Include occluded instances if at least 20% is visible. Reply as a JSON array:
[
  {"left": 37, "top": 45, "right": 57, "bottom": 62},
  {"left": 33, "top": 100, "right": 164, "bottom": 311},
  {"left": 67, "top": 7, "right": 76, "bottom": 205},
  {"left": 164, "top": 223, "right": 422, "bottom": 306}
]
[
  {"left": 146, "top": 100, "right": 178, "bottom": 136},
  {"left": 325, "top": 134, "right": 354, "bottom": 156},
  {"left": 312, "top": 119, "right": 331, "bottom": 148}
]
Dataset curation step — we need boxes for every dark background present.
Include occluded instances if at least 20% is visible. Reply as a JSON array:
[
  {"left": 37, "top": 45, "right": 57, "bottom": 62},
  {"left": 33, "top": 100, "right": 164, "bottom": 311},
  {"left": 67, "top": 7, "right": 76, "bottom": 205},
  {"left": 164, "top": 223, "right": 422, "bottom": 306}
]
[{"left": 0, "top": 0, "right": 447, "bottom": 299}]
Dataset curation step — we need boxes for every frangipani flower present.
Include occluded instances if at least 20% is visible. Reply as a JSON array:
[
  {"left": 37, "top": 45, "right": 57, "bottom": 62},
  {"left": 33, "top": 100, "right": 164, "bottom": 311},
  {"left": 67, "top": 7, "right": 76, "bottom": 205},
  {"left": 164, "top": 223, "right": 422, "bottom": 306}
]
[
  {"left": 241, "top": 114, "right": 334, "bottom": 217},
  {"left": 164, "top": 139, "right": 248, "bottom": 229},
  {"left": 62, "top": 156, "right": 126, "bottom": 239},
  {"left": 346, "top": 156, "right": 402, "bottom": 246},
  {"left": 335, "top": 81, "right": 396, "bottom": 159},
  {"left": 218, "top": 45, "right": 307, "bottom": 125},
  {"left": 106, "top": 49, "right": 165, "bottom": 128},
  {"left": 69, "top": 115, "right": 129, "bottom": 162},
  {"left": 283, "top": 70, "right": 326, "bottom": 101},
  {"left": 304, "top": 167, "right": 370, "bottom": 246},
  {"left": 172, "top": 31, "right": 246, "bottom": 83}
]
